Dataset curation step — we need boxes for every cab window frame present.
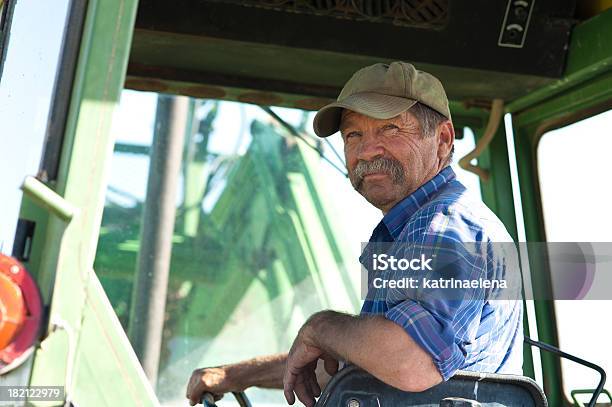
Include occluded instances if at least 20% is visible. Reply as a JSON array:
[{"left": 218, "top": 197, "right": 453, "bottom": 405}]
[{"left": 531, "top": 98, "right": 612, "bottom": 404}]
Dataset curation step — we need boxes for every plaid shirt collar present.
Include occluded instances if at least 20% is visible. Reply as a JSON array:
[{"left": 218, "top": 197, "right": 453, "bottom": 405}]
[{"left": 381, "top": 166, "right": 456, "bottom": 240}]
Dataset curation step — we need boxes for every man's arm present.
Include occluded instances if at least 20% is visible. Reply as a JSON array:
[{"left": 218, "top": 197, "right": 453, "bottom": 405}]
[
  {"left": 186, "top": 353, "right": 337, "bottom": 405},
  {"left": 283, "top": 310, "right": 443, "bottom": 406},
  {"left": 186, "top": 353, "right": 286, "bottom": 405}
]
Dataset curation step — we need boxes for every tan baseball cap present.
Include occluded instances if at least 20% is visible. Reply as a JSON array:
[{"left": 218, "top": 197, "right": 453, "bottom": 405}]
[{"left": 313, "top": 61, "right": 451, "bottom": 137}]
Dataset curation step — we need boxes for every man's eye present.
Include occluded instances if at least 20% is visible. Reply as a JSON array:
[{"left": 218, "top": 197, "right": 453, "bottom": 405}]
[
  {"left": 381, "top": 124, "right": 399, "bottom": 132},
  {"left": 345, "top": 132, "right": 361, "bottom": 139}
]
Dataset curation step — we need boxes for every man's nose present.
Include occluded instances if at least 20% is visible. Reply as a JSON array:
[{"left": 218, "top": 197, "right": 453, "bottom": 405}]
[{"left": 357, "top": 134, "right": 385, "bottom": 161}]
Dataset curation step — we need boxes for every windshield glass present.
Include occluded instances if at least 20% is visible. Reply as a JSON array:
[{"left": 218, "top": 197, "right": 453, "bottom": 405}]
[{"left": 95, "top": 89, "right": 482, "bottom": 405}]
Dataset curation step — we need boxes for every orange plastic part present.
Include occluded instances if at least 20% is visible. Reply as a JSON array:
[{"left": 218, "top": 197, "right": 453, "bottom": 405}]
[
  {"left": 0, "top": 254, "right": 42, "bottom": 371},
  {"left": 0, "top": 273, "right": 26, "bottom": 349}
]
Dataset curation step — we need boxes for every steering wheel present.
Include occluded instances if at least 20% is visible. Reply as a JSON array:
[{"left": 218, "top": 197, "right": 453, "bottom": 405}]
[{"left": 201, "top": 392, "right": 252, "bottom": 407}]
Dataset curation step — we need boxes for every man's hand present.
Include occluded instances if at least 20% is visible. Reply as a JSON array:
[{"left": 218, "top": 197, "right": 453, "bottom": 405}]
[
  {"left": 186, "top": 366, "right": 233, "bottom": 406},
  {"left": 284, "top": 321, "right": 339, "bottom": 406}
]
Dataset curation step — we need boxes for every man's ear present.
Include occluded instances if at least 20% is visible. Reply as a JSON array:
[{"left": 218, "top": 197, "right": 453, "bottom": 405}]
[{"left": 437, "top": 120, "right": 455, "bottom": 163}]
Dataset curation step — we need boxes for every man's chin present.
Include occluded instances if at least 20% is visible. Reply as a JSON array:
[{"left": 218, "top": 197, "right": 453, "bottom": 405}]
[
  {"left": 359, "top": 189, "right": 397, "bottom": 211},
  {"left": 354, "top": 180, "right": 408, "bottom": 209}
]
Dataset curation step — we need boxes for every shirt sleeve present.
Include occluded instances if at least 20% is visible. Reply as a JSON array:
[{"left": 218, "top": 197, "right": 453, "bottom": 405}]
[
  {"left": 384, "top": 204, "right": 488, "bottom": 381},
  {"left": 385, "top": 297, "right": 478, "bottom": 380}
]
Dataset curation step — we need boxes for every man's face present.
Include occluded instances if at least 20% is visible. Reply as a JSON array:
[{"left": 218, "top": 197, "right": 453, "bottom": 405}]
[{"left": 340, "top": 110, "right": 442, "bottom": 213}]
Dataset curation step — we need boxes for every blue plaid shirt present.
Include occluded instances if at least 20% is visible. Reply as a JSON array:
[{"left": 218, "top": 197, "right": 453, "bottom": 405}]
[{"left": 360, "top": 166, "right": 523, "bottom": 380}]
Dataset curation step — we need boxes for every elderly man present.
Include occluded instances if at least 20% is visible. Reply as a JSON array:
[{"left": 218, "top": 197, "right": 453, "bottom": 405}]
[{"left": 186, "top": 62, "right": 523, "bottom": 406}]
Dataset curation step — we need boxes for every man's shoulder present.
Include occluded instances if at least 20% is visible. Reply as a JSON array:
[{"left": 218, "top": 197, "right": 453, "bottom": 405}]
[{"left": 403, "top": 179, "right": 513, "bottom": 242}]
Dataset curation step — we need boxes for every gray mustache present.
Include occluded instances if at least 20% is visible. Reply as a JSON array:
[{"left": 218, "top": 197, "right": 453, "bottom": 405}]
[{"left": 350, "top": 158, "right": 404, "bottom": 189}]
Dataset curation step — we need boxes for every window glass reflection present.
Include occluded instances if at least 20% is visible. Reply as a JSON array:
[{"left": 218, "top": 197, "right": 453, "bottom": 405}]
[{"left": 95, "top": 90, "right": 483, "bottom": 405}]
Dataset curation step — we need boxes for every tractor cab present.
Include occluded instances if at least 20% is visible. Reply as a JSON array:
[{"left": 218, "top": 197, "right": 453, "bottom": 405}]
[{"left": 1, "top": 0, "right": 611, "bottom": 406}]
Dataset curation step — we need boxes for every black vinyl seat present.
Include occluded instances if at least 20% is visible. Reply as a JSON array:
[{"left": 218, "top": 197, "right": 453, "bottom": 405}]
[{"left": 315, "top": 365, "right": 547, "bottom": 407}]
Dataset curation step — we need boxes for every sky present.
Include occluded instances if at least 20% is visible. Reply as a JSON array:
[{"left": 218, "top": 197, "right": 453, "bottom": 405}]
[
  {"left": 0, "top": 0, "right": 70, "bottom": 254},
  {"left": 536, "top": 110, "right": 612, "bottom": 398}
]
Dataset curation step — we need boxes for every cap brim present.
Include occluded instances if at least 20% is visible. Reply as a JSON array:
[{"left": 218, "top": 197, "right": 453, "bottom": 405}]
[{"left": 313, "top": 92, "right": 418, "bottom": 137}]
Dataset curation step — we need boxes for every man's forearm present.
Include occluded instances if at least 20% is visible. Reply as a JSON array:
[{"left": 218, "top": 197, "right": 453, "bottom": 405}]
[
  {"left": 306, "top": 311, "right": 401, "bottom": 369},
  {"left": 225, "top": 353, "right": 288, "bottom": 390},
  {"left": 226, "top": 353, "right": 335, "bottom": 391},
  {"left": 304, "top": 310, "right": 442, "bottom": 392},
  {"left": 186, "top": 353, "right": 291, "bottom": 405}
]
